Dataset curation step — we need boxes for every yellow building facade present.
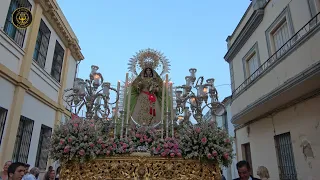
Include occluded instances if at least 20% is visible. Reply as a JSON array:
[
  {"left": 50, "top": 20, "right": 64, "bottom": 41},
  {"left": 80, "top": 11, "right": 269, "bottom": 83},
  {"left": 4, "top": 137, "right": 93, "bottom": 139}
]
[
  {"left": 225, "top": 0, "right": 320, "bottom": 179},
  {"left": 0, "top": 0, "right": 83, "bottom": 171}
]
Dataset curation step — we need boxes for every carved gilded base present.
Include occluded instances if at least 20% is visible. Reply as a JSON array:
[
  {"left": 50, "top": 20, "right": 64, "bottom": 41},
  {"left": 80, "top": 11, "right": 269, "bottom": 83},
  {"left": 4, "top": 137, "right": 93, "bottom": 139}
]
[{"left": 61, "top": 156, "right": 222, "bottom": 180}]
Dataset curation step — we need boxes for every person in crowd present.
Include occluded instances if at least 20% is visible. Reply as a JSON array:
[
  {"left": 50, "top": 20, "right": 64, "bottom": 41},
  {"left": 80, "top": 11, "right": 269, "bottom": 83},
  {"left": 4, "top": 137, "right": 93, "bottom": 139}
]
[
  {"left": 22, "top": 164, "right": 30, "bottom": 179},
  {"left": 7, "top": 162, "right": 25, "bottom": 180},
  {"left": 22, "top": 167, "right": 39, "bottom": 180},
  {"left": 54, "top": 167, "right": 60, "bottom": 180},
  {"left": 257, "top": 166, "right": 270, "bottom": 180},
  {"left": 44, "top": 170, "right": 55, "bottom": 180},
  {"left": 221, "top": 169, "right": 226, "bottom": 180},
  {"left": 0, "top": 161, "right": 12, "bottom": 180},
  {"left": 233, "top": 160, "right": 260, "bottom": 180},
  {"left": 42, "top": 166, "right": 52, "bottom": 180}
]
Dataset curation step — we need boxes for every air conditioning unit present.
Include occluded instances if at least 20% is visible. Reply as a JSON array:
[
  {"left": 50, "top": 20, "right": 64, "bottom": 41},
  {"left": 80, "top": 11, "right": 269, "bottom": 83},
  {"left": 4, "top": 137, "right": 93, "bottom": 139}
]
[{"left": 251, "top": 0, "right": 267, "bottom": 10}]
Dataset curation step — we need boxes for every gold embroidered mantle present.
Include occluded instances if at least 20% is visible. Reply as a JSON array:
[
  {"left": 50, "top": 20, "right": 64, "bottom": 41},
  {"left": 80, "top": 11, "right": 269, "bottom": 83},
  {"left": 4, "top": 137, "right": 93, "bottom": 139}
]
[{"left": 60, "top": 156, "right": 221, "bottom": 180}]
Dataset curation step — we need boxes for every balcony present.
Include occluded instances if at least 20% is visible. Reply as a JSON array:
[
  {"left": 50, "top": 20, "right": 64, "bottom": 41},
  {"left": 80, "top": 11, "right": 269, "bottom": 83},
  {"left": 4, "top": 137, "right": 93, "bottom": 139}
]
[{"left": 231, "top": 12, "right": 320, "bottom": 125}]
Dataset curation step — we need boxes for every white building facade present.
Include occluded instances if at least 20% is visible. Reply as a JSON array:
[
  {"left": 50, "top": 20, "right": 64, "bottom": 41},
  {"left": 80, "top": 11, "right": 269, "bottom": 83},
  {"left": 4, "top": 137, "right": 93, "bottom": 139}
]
[
  {"left": 203, "top": 96, "right": 238, "bottom": 180},
  {"left": 225, "top": 0, "right": 320, "bottom": 179},
  {"left": 0, "top": 0, "right": 84, "bottom": 171}
]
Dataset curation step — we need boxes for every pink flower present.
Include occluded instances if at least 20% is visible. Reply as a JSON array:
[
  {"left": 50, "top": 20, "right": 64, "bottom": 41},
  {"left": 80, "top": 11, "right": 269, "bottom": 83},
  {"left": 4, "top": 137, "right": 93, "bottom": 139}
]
[
  {"left": 170, "top": 153, "right": 175, "bottom": 157},
  {"left": 161, "top": 152, "right": 166, "bottom": 157},
  {"left": 147, "top": 138, "right": 152, "bottom": 143},
  {"left": 177, "top": 152, "right": 182, "bottom": 157},
  {"left": 73, "top": 123, "right": 78, "bottom": 127},
  {"left": 156, "top": 147, "right": 161, "bottom": 152},
  {"left": 201, "top": 137, "right": 207, "bottom": 144},
  {"left": 90, "top": 123, "right": 94, "bottom": 127},
  {"left": 195, "top": 127, "right": 201, "bottom": 133},
  {"left": 97, "top": 139, "right": 103, "bottom": 144},
  {"left": 135, "top": 133, "right": 140, "bottom": 138},
  {"left": 225, "top": 139, "right": 230, "bottom": 143},
  {"left": 223, "top": 153, "right": 229, "bottom": 159},
  {"left": 79, "top": 149, "right": 85, "bottom": 156},
  {"left": 140, "top": 138, "right": 144, "bottom": 143},
  {"left": 101, "top": 144, "right": 106, "bottom": 149},
  {"left": 68, "top": 138, "right": 72, "bottom": 143},
  {"left": 89, "top": 142, "right": 94, "bottom": 148},
  {"left": 63, "top": 146, "right": 70, "bottom": 153},
  {"left": 59, "top": 139, "right": 65, "bottom": 145},
  {"left": 207, "top": 153, "right": 212, "bottom": 159},
  {"left": 212, "top": 151, "right": 218, "bottom": 156},
  {"left": 96, "top": 150, "right": 100, "bottom": 154},
  {"left": 106, "top": 150, "right": 110, "bottom": 156}
]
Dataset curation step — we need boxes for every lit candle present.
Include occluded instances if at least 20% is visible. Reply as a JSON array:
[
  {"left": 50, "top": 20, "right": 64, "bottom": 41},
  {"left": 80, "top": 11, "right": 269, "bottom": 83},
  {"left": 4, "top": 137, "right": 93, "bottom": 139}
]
[
  {"left": 166, "top": 74, "right": 169, "bottom": 138},
  {"left": 93, "top": 74, "right": 100, "bottom": 85},
  {"left": 161, "top": 80, "right": 165, "bottom": 139}
]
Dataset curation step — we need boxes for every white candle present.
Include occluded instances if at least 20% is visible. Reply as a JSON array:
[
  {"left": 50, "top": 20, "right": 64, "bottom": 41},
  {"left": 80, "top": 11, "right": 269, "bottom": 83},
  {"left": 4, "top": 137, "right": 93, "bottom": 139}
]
[
  {"left": 114, "top": 81, "right": 120, "bottom": 139},
  {"left": 121, "top": 73, "right": 129, "bottom": 139},
  {"left": 170, "top": 82, "right": 174, "bottom": 138},
  {"left": 125, "top": 85, "right": 132, "bottom": 137},
  {"left": 161, "top": 81, "right": 165, "bottom": 139},
  {"left": 165, "top": 74, "right": 169, "bottom": 138}
]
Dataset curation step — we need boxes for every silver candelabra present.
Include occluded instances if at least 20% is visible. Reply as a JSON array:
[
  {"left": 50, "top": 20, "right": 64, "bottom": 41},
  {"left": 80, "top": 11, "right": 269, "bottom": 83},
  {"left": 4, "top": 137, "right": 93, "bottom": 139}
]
[
  {"left": 63, "top": 65, "right": 119, "bottom": 119},
  {"left": 175, "top": 68, "right": 226, "bottom": 123}
]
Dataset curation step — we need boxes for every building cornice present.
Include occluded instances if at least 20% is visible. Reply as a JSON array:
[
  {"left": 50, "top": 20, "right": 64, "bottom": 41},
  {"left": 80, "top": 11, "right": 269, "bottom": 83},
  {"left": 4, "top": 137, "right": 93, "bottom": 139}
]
[
  {"left": 231, "top": 61, "right": 320, "bottom": 124},
  {"left": 37, "top": 0, "right": 84, "bottom": 61},
  {"left": 224, "top": 9, "right": 264, "bottom": 63},
  {"left": 0, "top": 63, "right": 71, "bottom": 117}
]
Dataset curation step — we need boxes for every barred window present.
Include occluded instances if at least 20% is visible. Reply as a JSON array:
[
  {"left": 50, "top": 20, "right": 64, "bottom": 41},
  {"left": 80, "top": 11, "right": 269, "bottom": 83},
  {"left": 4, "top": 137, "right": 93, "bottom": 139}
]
[
  {"left": 35, "top": 125, "right": 52, "bottom": 170},
  {"left": 33, "top": 20, "right": 51, "bottom": 68},
  {"left": 274, "top": 132, "right": 297, "bottom": 180},
  {"left": 3, "top": 0, "right": 32, "bottom": 48},
  {"left": 0, "top": 107, "right": 8, "bottom": 146},
  {"left": 12, "top": 116, "right": 34, "bottom": 163},
  {"left": 51, "top": 41, "right": 64, "bottom": 82}
]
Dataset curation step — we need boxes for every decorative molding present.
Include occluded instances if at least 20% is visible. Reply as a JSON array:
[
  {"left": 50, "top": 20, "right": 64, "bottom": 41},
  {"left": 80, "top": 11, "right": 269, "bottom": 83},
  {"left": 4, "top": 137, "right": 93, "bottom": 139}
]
[
  {"left": 234, "top": 88, "right": 320, "bottom": 131},
  {"left": 232, "top": 20, "right": 320, "bottom": 100},
  {"left": 37, "top": 0, "right": 84, "bottom": 61},
  {"left": 241, "top": 42, "right": 261, "bottom": 79},
  {"left": 265, "top": 5, "right": 295, "bottom": 56},
  {"left": 231, "top": 60, "right": 320, "bottom": 124},
  {"left": 224, "top": 9, "right": 264, "bottom": 62},
  {"left": 0, "top": 62, "right": 71, "bottom": 117}
]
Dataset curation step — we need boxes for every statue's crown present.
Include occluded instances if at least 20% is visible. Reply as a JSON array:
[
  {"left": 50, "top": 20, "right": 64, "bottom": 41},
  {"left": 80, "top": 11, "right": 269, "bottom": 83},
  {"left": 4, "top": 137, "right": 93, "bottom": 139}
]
[{"left": 144, "top": 60, "right": 154, "bottom": 69}]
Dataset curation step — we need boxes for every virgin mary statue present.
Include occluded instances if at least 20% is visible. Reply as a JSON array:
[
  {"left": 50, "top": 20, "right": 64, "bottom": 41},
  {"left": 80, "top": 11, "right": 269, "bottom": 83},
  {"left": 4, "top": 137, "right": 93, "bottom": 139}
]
[{"left": 128, "top": 67, "right": 169, "bottom": 127}]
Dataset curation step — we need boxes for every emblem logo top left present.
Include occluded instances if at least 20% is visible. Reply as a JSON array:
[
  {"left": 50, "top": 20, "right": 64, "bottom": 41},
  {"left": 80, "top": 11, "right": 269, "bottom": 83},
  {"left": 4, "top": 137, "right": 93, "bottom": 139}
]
[{"left": 12, "top": 7, "right": 33, "bottom": 29}]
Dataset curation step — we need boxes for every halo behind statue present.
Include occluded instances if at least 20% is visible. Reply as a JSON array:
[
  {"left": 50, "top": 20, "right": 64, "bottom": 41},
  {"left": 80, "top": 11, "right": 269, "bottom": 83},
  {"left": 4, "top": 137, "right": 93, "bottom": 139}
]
[{"left": 128, "top": 48, "right": 170, "bottom": 78}]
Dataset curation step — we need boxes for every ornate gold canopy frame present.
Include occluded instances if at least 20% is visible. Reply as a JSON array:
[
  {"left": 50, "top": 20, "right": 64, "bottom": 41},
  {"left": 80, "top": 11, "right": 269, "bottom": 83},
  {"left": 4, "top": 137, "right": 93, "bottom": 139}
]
[{"left": 60, "top": 156, "right": 222, "bottom": 180}]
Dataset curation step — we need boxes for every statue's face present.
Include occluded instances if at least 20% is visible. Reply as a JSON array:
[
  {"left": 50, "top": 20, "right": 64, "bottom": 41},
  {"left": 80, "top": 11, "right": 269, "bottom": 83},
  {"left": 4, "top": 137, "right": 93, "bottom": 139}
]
[{"left": 146, "top": 68, "right": 151, "bottom": 75}]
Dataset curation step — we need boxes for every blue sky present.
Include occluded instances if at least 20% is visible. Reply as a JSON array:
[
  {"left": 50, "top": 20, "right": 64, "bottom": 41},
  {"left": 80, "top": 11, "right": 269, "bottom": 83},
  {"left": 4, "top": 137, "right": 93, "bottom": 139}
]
[{"left": 57, "top": 0, "right": 250, "bottom": 102}]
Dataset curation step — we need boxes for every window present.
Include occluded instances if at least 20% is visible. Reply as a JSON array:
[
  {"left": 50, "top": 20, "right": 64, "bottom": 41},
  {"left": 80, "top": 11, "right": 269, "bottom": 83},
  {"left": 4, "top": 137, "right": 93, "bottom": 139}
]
[
  {"left": 35, "top": 125, "right": 52, "bottom": 170},
  {"left": 33, "top": 20, "right": 51, "bottom": 68},
  {"left": 51, "top": 41, "right": 65, "bottom": 82},
  {"left": 242, "top": 143, "right": 253, "bottom": 176},
  {"left": 12, "top": 116, "right": 34, "bottom": 163},
  {"left": 272, "top": 21, "right": 290, "bottom": 57},
  {"left": 247, "top": 53, "right": 259, "bottom": 77},
  {"left": 3, "top": 0, "right": 32, "bottom": 48},
  {"left": 265, "top": 7, "right": 294, "bottom": 57},
  {"left": 0, "top": 107, "right": 8, "bottom": 146},
  {"left": 242, "top": 42, "right": 260, "bottom": 81},
  {"left": 222, "top": 112, "right": 228, "bottom": 132},
  {"left": 274, "top": 132, "right": 297, "bottom": 180}
]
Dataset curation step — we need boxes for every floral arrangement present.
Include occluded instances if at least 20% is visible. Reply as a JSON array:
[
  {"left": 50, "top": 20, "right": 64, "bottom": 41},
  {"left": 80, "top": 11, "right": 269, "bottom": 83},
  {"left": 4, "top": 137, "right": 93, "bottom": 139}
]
[
  {"left": 129, "top": 124, "right": 158, "bottom": 150},
  {"left": 50, "top": 115, "right": 234, "bottom": 167},
  {"left": 178, "top": 120, "right": 234, "bottom": 167},
  {"left": 49, "top": 116, "right": 109, "bottom": 162},
  {"left": 150, "top": 137, "right": 182, "bottom": 158}
]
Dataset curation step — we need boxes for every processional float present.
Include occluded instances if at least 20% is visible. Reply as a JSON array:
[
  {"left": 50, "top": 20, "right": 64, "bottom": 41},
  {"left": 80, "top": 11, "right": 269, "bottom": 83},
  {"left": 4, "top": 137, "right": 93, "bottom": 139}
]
[{"left": 53, "top": 48, "right": 232, "bottom": 180}]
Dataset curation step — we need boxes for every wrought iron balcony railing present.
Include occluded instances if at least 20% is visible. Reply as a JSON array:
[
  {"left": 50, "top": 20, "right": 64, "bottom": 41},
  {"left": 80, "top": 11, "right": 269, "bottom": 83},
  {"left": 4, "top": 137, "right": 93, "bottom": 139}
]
[{"left": 232, "top": 12, "right": 320, "bottom": 98}]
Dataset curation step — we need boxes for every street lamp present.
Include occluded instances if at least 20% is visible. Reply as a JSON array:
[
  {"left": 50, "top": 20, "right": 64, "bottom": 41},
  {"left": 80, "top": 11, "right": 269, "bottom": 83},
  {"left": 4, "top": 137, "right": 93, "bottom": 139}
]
[
  {"left": 63, "top": 65, "right": 119, "bottom": 120},
  {"left": 175, "top": 68, "right": 226, "bottom": 123}
]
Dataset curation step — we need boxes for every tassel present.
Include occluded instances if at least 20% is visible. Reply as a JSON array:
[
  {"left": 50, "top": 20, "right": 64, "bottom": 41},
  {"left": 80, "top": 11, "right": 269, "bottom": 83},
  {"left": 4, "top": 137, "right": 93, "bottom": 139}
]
[
  {"left": 149, "top": 107, "right": 152, "bottom": 115},
  {"left": 153, "top": 109, "right": 156, "bottom": 116}
]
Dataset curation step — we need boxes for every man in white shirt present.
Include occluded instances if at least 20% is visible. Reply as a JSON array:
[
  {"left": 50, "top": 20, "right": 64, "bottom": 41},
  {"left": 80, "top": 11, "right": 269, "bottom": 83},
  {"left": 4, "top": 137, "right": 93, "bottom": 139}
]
[
  {"left": 233, "top": 160, "right": 261, "bottom": 180},
  {"left": 22, "top": 167, "right": 39, "bottom": 180}
]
